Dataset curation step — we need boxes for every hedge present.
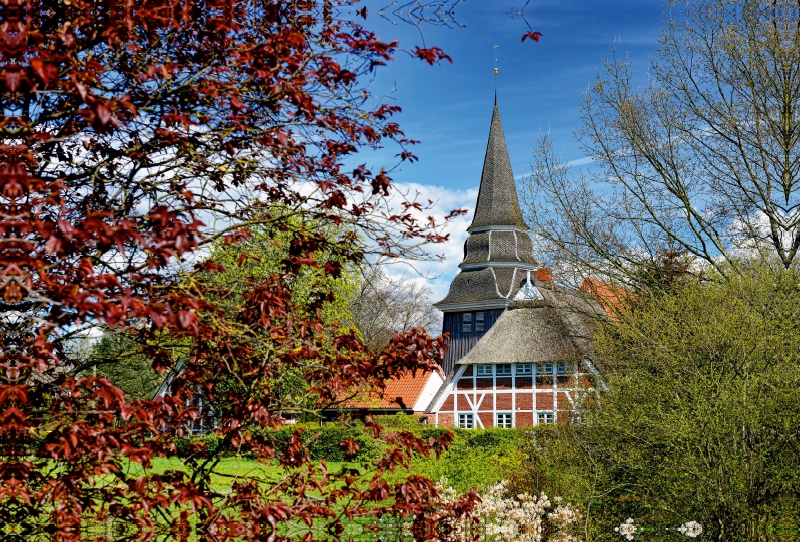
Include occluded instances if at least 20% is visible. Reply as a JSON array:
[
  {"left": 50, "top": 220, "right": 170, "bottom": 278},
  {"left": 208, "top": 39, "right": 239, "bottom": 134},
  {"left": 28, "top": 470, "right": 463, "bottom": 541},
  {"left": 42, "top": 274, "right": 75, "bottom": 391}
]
[{"left": 170, "top": 417, "right": 533, "bottom": 470}]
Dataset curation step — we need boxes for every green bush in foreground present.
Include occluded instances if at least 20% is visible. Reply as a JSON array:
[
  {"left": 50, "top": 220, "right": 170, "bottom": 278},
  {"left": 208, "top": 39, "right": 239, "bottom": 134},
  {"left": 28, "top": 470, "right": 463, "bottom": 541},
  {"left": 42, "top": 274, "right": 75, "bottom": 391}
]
[
  {"left": 173, "top": 420, "right": 530, "bottom": 493},
  {"left": 522, "top": 267, "right": 800, "bottom": 542},
  {"left": 408, "top": 428, "right": 527, "bottom": 493}
]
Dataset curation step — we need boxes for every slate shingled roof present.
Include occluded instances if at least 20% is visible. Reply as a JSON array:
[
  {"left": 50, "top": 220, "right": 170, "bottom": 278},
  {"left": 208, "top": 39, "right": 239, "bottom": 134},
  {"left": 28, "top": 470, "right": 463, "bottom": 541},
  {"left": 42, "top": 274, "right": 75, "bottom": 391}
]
[
  {"left": 434, "top": 100, "right": 536, "bottom": 311},
  {"left": 468, "top": 102, "right": 529, "bottom": 231},
  {"left": 437, "top": 267, "right": 505, "bottom": 305},
  {"left": 460, "top": 230, "right": 537, "bottom": 267},
  {"left": 455, "top": 282, "right": 606, "bottom": 365}
]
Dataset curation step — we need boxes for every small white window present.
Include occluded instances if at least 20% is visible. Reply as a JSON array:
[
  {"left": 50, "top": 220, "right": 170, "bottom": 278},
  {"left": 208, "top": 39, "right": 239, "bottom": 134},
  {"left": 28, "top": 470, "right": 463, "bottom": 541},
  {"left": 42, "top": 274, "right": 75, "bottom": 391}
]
[
  {"left": 458, "top": 413, "right": 474, "bottom": 429},
  {"left": 496, "top": 413, "right": 513, "bottom": 428},
  {"left": 542, "top": 363, "right": 554, "bottom": 375},
  {"left": 462, "top": 313, "right": 472, "bottom": 333},
  {"left": 477, "top": 365, "right": 493, "bottom": 376},
  {"left": 557, "top": 362, "right": 569, "bottom": 375},
  {"left": 516, "top": 363, "right": 532, "bottom": 375},
  {"left": 496, "top": 364, "right": 512, "bottom": 376},
  {"left": 537, "top": 411, "right": 555, "bottom": 425},
  {"left": 475, "top": 311, "right": 485, "bottom": 332}
]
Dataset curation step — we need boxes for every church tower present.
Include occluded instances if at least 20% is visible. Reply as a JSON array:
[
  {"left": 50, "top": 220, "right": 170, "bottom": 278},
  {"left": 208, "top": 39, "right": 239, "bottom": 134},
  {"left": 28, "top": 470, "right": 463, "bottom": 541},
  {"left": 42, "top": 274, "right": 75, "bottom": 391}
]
[{"left": 434, "top": 98, "right": 537, "bottom": 374}]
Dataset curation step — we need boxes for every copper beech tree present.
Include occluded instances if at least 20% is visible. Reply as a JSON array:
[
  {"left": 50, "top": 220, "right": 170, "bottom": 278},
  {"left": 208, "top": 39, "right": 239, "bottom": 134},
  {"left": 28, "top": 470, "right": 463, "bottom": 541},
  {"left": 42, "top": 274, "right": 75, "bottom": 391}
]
[{"left": 0, "top": 0, "right": 478, "bottom": 539}]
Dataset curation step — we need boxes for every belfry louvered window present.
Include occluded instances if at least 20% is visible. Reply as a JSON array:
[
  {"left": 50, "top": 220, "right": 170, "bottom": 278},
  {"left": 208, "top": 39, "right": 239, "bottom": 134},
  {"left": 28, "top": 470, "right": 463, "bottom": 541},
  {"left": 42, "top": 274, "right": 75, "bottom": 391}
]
[
  {"left": 462, "top": 312, "right": 472, "bottom": 333},
  {"left": 475, "top": 312, "right": 485, "bottom": 332}
]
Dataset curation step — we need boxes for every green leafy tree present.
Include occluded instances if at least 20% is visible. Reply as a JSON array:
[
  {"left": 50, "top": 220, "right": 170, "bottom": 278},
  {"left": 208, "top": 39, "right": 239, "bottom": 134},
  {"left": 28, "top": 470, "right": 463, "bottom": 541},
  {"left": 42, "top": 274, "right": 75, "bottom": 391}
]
[
  {"left": 195, "top": 213, "right": 363, "bottom": 417},
  {"left": 88, "top": 212, "right": 363, "bottom": 413},
  {"left": 524, "top": 267, "right": 800, "bottom": 541},
  {"left": 202, "top": 213, "right": 360, "bottom": 327},
  {"left": 92, "top": 334, "right": 163, "bottom": 401}
]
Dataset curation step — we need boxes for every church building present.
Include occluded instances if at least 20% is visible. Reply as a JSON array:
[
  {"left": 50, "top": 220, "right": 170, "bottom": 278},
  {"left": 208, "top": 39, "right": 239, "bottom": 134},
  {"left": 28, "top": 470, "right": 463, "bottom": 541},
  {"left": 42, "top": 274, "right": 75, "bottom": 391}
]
[{"left": 424, "top": 98, "right": 606, "bottom": 428}]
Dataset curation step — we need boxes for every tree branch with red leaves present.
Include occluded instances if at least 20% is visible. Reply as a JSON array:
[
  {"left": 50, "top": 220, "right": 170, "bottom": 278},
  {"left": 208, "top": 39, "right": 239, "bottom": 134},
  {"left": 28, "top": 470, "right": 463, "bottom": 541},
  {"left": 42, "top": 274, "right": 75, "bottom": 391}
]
[{"left": 0, "top": 0, "right": 475, "bottom": 539}]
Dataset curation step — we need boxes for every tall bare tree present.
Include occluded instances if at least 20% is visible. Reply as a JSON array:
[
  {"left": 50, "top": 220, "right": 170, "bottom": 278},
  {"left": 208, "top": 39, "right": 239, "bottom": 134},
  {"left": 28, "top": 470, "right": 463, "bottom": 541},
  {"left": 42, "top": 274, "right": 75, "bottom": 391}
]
[
  {"left": 349, "top": 266, "right": 441, "bottom": 352},
  {"left": 522, "top": 0, "right": 800, "bottom": 286}
]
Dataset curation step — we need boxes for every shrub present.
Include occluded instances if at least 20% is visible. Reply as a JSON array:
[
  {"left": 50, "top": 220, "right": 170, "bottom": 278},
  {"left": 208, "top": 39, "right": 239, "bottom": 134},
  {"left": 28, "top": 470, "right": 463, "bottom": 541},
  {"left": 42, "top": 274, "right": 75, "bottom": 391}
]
[{"left": 519, "top": 267, "right": 800, "bottom": 540}]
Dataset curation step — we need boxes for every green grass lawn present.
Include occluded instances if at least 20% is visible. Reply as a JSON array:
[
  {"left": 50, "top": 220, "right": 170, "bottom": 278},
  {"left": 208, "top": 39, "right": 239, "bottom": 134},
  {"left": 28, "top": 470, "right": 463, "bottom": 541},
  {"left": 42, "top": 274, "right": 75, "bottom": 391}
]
[
  {"left": 117, "top": 425, "right": 528, "bottom": 496},
  {"left": 76, "top": 427, "right": 528, "bottom": 540},
  {"left": 122, "top": 456, "right": 365, "bottom": 495}
]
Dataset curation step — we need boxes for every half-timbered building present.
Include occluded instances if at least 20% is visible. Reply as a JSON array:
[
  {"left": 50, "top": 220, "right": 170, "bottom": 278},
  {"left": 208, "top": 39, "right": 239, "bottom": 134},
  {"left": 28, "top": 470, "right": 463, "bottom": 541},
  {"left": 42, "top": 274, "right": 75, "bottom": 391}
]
[
  {"left": 425, "top": 97, "right": 607, "bottom": 428},
  {"left": 425, "top": 277, "right": 606, "bottom": 428},
  {"left": 433, "top": 95, "right": 538, "bottom": 375}
]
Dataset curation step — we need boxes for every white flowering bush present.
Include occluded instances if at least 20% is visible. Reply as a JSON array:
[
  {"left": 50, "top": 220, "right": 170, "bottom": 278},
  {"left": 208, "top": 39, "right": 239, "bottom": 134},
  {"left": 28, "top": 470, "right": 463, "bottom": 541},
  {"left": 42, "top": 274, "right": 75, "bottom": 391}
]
[
  {"left": 610, "top": 517, "right": 703, "bottom": 540},
  {"left": 677, "top": 520, "right": 702, "bottom": 538},
  {"left": 614, "top": 518, "right": 637, "bottom": 541},
  {"left": 432, "top": 480, "right": 582, "bottom": 542}
]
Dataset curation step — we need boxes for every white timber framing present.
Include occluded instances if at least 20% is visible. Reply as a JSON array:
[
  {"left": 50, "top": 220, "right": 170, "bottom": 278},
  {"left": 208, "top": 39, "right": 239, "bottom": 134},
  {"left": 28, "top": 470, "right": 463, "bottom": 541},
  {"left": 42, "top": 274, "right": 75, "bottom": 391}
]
[{"left": 430, "top": 362, "right": 599, "bottom": 428}]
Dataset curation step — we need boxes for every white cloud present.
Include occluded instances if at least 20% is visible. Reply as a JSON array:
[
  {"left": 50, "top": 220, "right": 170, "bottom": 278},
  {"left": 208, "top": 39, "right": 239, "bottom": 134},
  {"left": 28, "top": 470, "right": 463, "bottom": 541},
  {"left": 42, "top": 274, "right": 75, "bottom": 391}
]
[
  {"left": 726, "top": 210, "right": 800, "bottom": 261},
  {"left": 174, "top": 178, "right": 479, "bottom": 317},
  {"left": 378, "top": 182, "right": 478, "bottom": 303},
  {"left": 566, "top": 156, "right": 594, "bottom": 167}
]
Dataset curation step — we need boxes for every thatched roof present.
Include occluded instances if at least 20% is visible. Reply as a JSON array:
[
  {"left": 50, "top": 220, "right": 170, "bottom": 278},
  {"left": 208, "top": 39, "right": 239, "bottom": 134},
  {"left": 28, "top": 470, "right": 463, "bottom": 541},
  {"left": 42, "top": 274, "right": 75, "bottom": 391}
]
[{"left": 456, "top": 284, "right": 606, "bottom": 365}]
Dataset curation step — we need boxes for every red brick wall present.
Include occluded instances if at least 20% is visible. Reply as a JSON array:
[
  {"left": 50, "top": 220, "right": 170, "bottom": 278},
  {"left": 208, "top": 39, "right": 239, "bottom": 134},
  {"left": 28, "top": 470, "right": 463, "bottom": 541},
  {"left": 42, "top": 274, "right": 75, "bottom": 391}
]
[
  {"left": 475, "top": 378, "right": 493, "bottom": 389},
  {"left": 438, "top": 413, "right": 454, "bottom": 427},
  {"left": 430, "top": 362, "right": 601, "bottom": 429},
  {"left": 536, "top": 392, "right": 554, "bottom": 410},
  {"left": 517, "top": 412, "right": 534, "bottom": 427},
  {"left": 496, "top": 394, "right": 513, "bottom": 410},
  {"left": 496, "top": 377, "right": 513, "bottom": 389},
  {"left": 557, "top": 375, "right": 572, "bottom": 387},
  {"left": 516, "top": 394, "right": 533, "bottom": 410},
  {"left": 515, "top": 376, "right": 533, "bottom": 389},
  {"left": 441, "top": 396, "right": 454, "bottom": 411}
]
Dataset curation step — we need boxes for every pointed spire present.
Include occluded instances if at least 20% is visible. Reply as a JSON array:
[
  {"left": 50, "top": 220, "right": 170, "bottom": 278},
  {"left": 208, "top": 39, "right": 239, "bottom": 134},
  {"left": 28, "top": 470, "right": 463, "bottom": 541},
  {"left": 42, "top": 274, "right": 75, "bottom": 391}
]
[{"left": 468, "top": 101, "right": 528, "bottom": 231}]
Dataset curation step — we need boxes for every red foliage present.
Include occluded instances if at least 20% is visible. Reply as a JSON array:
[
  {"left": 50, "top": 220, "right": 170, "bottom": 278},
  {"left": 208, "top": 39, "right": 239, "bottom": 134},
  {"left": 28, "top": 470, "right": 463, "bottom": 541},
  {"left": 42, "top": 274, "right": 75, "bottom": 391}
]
[
  {"left": 522, "top": 31, "right": 544, "bottom": 42},
  {"left": 412, "top": 46, "right": 453, "bottom": 65},
  {"left": 0, "top": 0, "right": 473, "bottom": 539}
]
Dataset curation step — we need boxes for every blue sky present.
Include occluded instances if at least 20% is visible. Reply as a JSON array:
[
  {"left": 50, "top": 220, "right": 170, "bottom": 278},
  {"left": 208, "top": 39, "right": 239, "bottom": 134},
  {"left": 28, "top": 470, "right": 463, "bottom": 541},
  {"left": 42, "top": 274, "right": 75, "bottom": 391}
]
[{"left": 355, "top": 0, "right": 665, "bottom": 300}]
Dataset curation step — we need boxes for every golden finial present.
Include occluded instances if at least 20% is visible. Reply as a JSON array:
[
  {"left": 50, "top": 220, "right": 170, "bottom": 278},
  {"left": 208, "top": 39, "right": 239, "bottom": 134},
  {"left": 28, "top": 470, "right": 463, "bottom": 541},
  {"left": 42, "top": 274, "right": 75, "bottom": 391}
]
[{"left": 493, "top": 44, "right": 499, "bottom": 90}]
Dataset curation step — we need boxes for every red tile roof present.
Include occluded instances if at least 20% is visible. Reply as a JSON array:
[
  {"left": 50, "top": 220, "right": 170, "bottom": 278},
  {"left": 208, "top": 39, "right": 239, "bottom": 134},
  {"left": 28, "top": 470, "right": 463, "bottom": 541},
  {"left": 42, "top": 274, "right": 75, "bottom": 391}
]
[
  {"left": 339, "top": 368, "right": 440, "bottom": 411},
  {"left": 581, "top": 278, "right": 633, "bottom": 322}
]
